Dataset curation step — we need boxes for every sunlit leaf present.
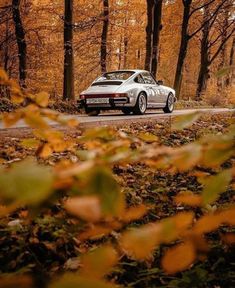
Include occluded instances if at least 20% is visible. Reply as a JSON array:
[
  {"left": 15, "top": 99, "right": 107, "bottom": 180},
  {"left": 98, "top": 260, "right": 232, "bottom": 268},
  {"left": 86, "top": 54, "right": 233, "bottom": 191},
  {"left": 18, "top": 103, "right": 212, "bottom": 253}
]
[
  {"left": 162, "top": 241, "right": 196, "bottom": 274},
  {"left": 0, "top": 159, "right": 54, "bottom": 206},
  {"left": 201, "top": 169, "right": 232, "bottom": 205},
  {"left": 172, "top": 111, "right": 201, "bottom": 130}
]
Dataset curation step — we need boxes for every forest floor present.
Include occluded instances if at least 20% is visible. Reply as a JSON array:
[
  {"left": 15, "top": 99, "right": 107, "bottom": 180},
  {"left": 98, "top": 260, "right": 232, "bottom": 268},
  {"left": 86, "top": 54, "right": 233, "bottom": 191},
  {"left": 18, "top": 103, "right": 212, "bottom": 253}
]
[{"left": 0, "top": 113, "right": 234, "bottom": 288}]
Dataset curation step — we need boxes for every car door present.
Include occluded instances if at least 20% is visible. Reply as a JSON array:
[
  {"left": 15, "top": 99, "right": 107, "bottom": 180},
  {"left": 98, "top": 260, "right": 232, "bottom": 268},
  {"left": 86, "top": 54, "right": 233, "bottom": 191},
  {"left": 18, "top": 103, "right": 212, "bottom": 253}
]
[{"left": 141, "top": 72, "right": 159, "bottom": 106}]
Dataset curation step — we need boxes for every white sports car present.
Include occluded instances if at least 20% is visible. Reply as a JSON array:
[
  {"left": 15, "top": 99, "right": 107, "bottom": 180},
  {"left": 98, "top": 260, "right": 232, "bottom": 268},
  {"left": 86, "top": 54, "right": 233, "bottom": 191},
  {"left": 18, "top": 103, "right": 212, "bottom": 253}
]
[{"left": 79, "top": 70, "right": 176, "bottom": 115}]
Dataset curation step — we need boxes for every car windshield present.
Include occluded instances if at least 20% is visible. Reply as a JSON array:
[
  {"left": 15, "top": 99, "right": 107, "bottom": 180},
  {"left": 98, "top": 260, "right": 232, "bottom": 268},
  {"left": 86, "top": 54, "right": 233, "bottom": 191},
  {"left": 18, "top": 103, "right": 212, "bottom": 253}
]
[{"left": 96, "top": 71, "right": 135, "bottom": 82}]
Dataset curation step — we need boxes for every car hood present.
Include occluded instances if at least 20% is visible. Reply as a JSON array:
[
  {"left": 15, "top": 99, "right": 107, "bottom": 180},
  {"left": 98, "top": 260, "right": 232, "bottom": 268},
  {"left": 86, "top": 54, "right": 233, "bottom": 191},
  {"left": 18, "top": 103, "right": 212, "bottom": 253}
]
[{"left": 83, "top": 84, "right": 122, "bottom": 95}]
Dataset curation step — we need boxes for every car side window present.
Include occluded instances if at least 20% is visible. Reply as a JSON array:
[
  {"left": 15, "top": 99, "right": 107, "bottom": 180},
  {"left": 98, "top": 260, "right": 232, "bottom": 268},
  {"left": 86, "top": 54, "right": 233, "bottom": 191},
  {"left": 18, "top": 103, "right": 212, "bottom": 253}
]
[
  {"left": 134, "top": 74, "right": 145, "bottom": 84},
  {"left": 142, "top": 72, "right": 156, "bottom": 85}
]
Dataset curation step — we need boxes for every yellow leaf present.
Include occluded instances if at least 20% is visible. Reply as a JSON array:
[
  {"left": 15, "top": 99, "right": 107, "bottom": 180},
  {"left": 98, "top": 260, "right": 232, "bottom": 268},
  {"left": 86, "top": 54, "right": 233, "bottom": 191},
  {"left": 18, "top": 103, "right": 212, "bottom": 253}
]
[
  {"left": 35, "top": 92, "right": 49, "bottom": 107},
  {"left": 64, "top": 196, "right": 102, "bottom": 222},
  {"left": 80, "top": 246, "right": 118, "bottom": 279},
  {"left": 24, "top": 111, "right": 49, "bottom": 129},
  {"left": 162, "top": 241, "right": 196, "bottom": 274}
]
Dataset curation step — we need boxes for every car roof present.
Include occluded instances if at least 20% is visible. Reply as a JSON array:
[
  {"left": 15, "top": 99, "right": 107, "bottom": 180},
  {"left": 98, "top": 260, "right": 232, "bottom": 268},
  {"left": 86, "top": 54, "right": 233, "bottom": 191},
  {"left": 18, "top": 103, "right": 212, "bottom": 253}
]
[{"left": 104, "top": 69, "right": 148, "bottom": 74}]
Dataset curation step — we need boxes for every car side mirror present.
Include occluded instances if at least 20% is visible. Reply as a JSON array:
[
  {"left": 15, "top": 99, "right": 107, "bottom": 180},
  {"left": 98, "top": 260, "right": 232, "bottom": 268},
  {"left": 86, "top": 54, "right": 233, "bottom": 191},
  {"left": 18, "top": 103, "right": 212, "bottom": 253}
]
[{"left": 157, "top": 80, "right": 164, "bottom": 85}]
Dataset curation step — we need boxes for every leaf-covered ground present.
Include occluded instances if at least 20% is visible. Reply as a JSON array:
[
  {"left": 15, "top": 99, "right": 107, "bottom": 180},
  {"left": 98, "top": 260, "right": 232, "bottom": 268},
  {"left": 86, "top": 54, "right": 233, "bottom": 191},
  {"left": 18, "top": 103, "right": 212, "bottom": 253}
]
[{"left": 0, "top": 113, "right": 234, "bottom": 288}]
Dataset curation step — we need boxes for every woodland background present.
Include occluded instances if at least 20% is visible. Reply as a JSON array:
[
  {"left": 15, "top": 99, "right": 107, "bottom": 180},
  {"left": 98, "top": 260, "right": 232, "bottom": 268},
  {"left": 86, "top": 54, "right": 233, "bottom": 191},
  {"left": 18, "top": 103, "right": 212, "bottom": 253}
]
[{"left": 0, "top": 0, "right": 234, "bottom": 104}]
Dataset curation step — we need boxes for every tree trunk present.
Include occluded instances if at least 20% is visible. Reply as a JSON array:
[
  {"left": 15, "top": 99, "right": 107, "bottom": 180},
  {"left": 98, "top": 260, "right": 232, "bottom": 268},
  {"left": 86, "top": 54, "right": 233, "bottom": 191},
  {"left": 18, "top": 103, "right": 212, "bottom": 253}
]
[
  {"left": 101, "top": 0, "right": 109, "bottom": 73},
  {"left": 12, "top": 0, "right": 27, "bottom": 88},
  {"left": 217, "top": 9, "right": 228, "bottom": 92},
  {"left": 118, "top": 35, "right": 122, "bottom": 70},
  {"left": 145, "top": 0, "right": 154, "bottom": 71},
  {"left": 173, "top": 0, "right": 192, "bottom": 98},
  {"left": 4, "top": 18, "right": 9, "bottom": 73},
  {"left": 151, "top": 0, "right": 163, "bottom": 78},
  {"left": 226, "top": 37, "right": 235, "bottom": 87},
  {"left": 63, "top": 0, "right": 74, "bottom": 101},
  {"left": 123, "top": 36, "right": 128, "bottom": 68},
  {"left": 196, "top": 6, "right": 210, "bottom": 99}
]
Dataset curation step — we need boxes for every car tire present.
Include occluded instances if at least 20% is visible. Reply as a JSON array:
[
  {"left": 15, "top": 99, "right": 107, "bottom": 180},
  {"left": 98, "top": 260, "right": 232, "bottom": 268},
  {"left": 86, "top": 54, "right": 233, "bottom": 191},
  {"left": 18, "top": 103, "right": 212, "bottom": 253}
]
[
  {"left": 122, "top": 108, "right": 132, "bottom": 115},
  {"left": 163, "top": 93, "right": 174, "bottom": 113},
  {"left": 133, "top": 93, "right": 147, "bottom": 115},
  {"left": 85, "top": 107, "right": 100, "bottom": 116}
]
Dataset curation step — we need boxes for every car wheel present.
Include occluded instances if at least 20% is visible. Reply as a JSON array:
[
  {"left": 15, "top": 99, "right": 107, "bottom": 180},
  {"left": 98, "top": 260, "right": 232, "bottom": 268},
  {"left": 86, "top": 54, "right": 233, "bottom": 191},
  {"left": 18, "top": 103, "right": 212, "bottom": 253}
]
[
  {"left": 133, "top": 93, "right": 147, "bottom": 115},
  {"left": 85, "top": 107, "right": 100, "bottom": 116},
  {"left": 122, "top": 108, "right": 132, "bottom": 115},
  {"left": 163, "top": 93, "right": 174, "bottom": 113}
]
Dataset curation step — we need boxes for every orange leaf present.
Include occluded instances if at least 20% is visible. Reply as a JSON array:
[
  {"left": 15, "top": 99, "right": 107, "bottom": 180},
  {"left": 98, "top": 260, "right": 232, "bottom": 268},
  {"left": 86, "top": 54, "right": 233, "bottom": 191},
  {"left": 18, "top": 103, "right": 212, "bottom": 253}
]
[
  {"left": 162, "top": 241, "right": 196, "bottom": 274},
  {"left": 193, "top": 214, "right": 221, "bottom": 234},
  {"left": 64, "top": 196, "right": 102, "bottom": 222},
  {"left": 119, "top": 223, "right": 162, "bottom": 260},
  {"left": 174, "top": 191, "right": 202, "bottom": 207},
  {"left": 37, "top": 143, "right": 53, "bottom": 158},
  {"left": 3, "top": 112, "right": 22, "bottom": 128},
  {"left": 78, "top": 222, "right": 122, "bottom": 241},
  {"left": 35, "top": 92, "right": 49, "bottom": 107},
  {"left": 219, "top": 207, "right": 235, "bottom": 225},
  {"left": 120, "top": 204, "right": 148, "bottom": 223}
]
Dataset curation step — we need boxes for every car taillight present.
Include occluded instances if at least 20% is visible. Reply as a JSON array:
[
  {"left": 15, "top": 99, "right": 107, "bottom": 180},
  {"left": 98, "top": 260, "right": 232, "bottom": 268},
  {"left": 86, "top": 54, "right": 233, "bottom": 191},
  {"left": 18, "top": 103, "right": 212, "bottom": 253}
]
[{"left": 112, "top": 93, "right": 128, "bottom": 97}]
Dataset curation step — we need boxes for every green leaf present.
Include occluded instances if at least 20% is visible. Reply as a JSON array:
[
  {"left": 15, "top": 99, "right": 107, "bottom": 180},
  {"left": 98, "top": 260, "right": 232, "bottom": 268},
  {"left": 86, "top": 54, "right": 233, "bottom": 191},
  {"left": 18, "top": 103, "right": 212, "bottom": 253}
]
[
  {"left": 201, "top": 169, "right": 232, "bottom": 205},
  {"left": 20, "top": 138, "right": 40, "bottom": 148},
  {"left": 85, "top": 168, "right": 125, "bottom": 216},
  {"left": 172, "top": 111, "right": 201, "bottom": 130},
  {"left": 0, "top": 159, "right": 54, "bottom": 206},
  {"left": 138, "top": 132, "right": 158, "bottom": 143},
  {"left": 49, "top": 274, "right": 119, "bottom": 288},
  {"left": 215, "top": 65, "right": 234, "bottom": 78}
]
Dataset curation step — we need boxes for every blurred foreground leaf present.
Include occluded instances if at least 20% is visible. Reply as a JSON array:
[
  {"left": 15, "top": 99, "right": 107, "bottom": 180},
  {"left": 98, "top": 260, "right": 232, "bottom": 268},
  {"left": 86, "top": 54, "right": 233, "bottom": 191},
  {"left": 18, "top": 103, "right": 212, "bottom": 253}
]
[
  {"left": 0, "top": 159, "right": 54, "bottom": 206},
  {"left": 172, "top": 111, "right": 201, "bottom": 130}
]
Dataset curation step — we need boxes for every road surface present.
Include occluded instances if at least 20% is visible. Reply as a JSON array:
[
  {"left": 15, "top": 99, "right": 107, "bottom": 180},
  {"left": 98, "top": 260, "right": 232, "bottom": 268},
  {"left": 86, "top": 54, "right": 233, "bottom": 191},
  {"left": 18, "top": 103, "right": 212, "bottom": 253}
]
[{"left": 0, "top": 108, "right": 234, "bottom": 131}]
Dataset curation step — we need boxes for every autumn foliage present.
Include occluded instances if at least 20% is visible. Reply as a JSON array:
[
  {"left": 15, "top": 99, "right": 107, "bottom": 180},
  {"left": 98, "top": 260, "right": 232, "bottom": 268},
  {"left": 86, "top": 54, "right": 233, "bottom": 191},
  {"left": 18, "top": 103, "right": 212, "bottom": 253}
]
[{"left": 0, "top": 69, "right": 234, "bottom": 287}]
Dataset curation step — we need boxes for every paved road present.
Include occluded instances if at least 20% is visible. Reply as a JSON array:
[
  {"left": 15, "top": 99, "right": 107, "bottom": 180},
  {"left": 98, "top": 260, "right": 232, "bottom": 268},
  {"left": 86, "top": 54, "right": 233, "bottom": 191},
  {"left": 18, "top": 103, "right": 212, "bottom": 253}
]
[{"left": 0, "top": 108, "right": 234, "bottom": 130}]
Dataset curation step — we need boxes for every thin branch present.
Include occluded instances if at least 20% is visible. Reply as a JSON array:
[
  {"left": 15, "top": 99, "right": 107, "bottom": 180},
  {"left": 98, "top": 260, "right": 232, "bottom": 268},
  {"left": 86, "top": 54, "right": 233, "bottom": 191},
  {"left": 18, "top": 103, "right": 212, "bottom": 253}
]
[
  {"left": 188, "top": 0, "right": 227, "bottom": 39},
  {"left": 189, "top": 0, "right": 216, "bottom": 18},
  {"left": 210, "top": 25, "right": 235, "bottom": 64}
]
